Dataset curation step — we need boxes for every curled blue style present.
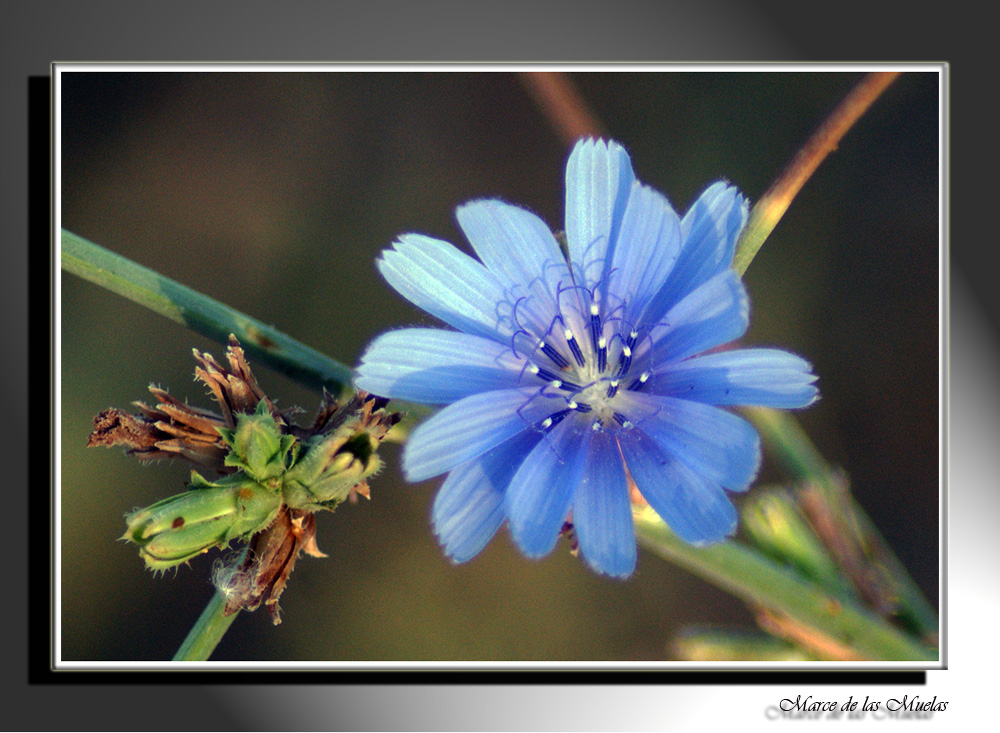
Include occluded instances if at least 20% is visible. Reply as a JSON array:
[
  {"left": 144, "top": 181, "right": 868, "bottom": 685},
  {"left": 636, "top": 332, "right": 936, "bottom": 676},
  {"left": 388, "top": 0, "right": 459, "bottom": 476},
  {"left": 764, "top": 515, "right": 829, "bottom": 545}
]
[{"left": 357, "top": 139, "right": 818, "bottom": 578}]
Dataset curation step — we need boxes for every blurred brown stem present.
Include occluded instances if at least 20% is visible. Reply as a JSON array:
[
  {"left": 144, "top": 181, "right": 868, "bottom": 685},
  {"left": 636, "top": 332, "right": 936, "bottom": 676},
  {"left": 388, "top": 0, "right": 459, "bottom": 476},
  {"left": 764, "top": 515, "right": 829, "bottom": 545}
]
[
  {"left": 519, "top": 72, "right": 605, "bottom": 145},
  {"left": 733, "top": 72, "right": 901, "bottom": 275}
]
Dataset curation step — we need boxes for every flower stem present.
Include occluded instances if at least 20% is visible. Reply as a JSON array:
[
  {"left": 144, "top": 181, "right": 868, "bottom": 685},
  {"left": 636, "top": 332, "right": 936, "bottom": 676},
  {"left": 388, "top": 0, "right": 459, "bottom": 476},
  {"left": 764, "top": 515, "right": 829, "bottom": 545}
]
[
  {"left": 732, "top": 72, "right": 901, "bottom": 276},
  {"left": 172, "top": 590, "right": 240, "bottom": 662},
  {"left": 633, "top": 511, "right": 936, "bottom": 661},
  {"left": 743, "top": 407, "right": 939, "bottom": 644},
  {"left": 61, "top": 229, "right": 355, "bottom": 395}
]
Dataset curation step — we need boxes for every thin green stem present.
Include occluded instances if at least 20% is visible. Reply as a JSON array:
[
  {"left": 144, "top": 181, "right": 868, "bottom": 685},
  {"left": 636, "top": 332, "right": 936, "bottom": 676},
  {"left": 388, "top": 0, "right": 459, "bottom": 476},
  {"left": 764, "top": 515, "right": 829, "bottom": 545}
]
[
  {"left": 172, "top": 590, "right": 240, "bottom": 662},
  {"left": 733, "top": 72, "right": 900, "bottom": 276},
  {"left": 61, "top": 229, "right": 354, "bottom": 395},
  {"left": 633, "top": 512, "right": 936, "bottom": 661}
]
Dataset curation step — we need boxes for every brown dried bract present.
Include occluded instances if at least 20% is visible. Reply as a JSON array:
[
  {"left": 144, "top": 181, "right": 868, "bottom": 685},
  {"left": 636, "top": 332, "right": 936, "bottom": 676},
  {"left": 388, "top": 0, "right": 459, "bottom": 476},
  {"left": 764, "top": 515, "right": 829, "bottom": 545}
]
[
  {"left": 217, "top": 506, "right": 327, "bottom": 625},
  {"left": 87, "top": 336, "right": 291, "bottom": 474}
]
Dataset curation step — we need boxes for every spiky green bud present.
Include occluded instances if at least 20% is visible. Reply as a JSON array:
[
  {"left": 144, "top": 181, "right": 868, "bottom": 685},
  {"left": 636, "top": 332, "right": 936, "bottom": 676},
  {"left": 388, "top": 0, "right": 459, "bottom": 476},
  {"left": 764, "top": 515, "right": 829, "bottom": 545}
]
[
  {"left": 283, "top": 421, "right": 385, "bottom": 511},
  {"left": 217, "top": 402, "right": 298, "bottom": 486},
  {"left": 122, "top": 472, "right": 282, "bottom": 571}
]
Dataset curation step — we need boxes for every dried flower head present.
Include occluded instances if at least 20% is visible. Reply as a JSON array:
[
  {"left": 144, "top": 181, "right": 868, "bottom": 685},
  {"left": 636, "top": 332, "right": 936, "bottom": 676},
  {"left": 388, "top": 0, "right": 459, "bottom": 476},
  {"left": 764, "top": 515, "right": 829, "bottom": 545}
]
[{"left": 90, "top": 336, "right": 400, "bottom": 621}]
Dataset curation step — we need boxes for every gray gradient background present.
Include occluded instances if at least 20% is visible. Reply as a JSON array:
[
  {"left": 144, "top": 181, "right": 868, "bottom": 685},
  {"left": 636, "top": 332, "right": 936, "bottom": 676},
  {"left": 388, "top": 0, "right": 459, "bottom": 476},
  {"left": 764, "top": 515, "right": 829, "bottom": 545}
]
[{"left": 6, "top": 0, "right": 990, "bottom": 731}]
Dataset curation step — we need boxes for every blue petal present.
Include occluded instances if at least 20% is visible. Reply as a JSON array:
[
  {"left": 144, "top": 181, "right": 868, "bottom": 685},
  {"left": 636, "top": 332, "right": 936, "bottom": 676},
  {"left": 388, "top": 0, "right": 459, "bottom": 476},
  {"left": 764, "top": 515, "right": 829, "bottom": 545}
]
[
  {"left": 403, "top": 387, "right": 554, "bottom": 482},
  {"left": 650, "top": 348, "right": 819, "bottom": 408},
  {"left": 456, "top": 200, "right": 566, "bottom": 289},
  {"left": 505, "top": 416, "right": 593, "bottom": 558},
  {"left": 606, "top": 182, "right": 682, "bottom": 326},
  {"left": 646, "top": 270, "right": 749, "bottom": 363},
  {"left": 619, "top": 428, "right": 738, "bottom": 545},
  {"left": 378, "top": 234, "right": 510, "bottom": 342},
  {"left": 571, "top": 430, "right": 636, "bottom": 577},
  {"left": 680, "top": 181, "right": 747, "bottom": 273},
  {"left": 564, "top": 139, "right": 635, "bottom": 289},
  {"left": 356, "top": 328, "right": 523, "bottom": 405},
  {"left": 432, "top": 430, "right": 542, "bottom": 563},
  {"left": 641, "top": 182, "right": 748, "bottom": 324},
  {"left": 615, "top": 392, "right": 760, "bottom": 492},
  {"left": 456, "top": 200, "right": 573, "bottom": 337}
]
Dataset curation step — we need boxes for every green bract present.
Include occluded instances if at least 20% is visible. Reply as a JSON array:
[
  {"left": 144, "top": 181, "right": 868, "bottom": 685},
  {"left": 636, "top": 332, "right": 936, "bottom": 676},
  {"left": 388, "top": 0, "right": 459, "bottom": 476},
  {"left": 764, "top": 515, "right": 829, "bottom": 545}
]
[
  {"left": 283, "top": 424, "right": 385, "bottom": 512},
  {"left": 217, "top": 401, "right": 298, "bottom": 486},
  {"left": 123, "top": 472, "right": 283, "bottom": 571}
]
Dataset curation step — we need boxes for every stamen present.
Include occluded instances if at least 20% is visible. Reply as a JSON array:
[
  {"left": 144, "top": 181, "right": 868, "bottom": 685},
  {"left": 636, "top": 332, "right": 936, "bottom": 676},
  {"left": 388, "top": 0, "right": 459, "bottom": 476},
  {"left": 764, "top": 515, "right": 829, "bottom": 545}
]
[
  {"left": 538, "top": 408, "right": 571, "bottom": 433},
  {"left": 588, "top": 301, "right": 602, "bottom": 353},
  {"left": 538, "top": 340, "right": 569, "bottom": 369},
  {"left": 533, "top": 366, "right": 582, "bottom": 392},
  {"left": 605, "top": 379, "right": 620, "bottom": 399},
  {"left": 627, "top": 370, "right": 651, "bottom": 392},
  {"left": 612, "top": 412, "right": 629, "bottom": 427},
  {"left": 591, "top": 419, "right": 603, "bottom": 432},
  {"left": 597, "top": 336, "right": 607, "bottom": 373},
  {"left": 564, "top": 328, "right": 586, "bottom": 367},
  {"left": 616, "top": 344, "right": 633, "bottom": 378},
  {"left": 573, "top": 401, "right": 592, "bottom": 413},
  {"left": 533, "top": 366, "right": 563, "bottom": 384}
]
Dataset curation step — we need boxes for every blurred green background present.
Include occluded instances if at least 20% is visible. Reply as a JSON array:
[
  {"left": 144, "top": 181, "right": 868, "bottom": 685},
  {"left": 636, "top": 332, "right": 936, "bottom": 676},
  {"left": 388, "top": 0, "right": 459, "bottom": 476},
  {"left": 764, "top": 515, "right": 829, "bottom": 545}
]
[{"left": 59, "top": 70, "right": 939, "bottom": 662}]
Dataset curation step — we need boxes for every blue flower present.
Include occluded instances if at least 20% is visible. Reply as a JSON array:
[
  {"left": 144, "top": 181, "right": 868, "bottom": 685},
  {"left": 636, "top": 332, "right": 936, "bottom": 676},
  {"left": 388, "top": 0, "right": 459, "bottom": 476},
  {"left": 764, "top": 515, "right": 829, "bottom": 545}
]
[{"left": 356, "top": 139, "right": 817, "bottom": 578}]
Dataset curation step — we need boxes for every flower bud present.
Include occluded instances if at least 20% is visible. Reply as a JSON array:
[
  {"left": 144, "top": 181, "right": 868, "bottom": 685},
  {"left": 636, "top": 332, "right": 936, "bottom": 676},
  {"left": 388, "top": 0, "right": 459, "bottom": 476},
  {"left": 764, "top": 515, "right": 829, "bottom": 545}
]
[
  {"left": 122, "top": 472, "right": 283, "bottom": 571},
  {"left": 218, "top": 401, "right": 298, "bottom": 485},
  {"left": 741, "top": 488, "right": 846, "bottom": 592},
  {"left": 283, "top": 425, "right": 385, "bottom": 511}
]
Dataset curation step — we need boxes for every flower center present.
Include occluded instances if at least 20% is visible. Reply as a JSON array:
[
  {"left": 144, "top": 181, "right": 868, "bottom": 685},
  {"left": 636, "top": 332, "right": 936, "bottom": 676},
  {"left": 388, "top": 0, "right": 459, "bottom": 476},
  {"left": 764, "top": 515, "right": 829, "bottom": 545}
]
[{"left": 515, "top": 290, "right": 651, "bottom": 434}]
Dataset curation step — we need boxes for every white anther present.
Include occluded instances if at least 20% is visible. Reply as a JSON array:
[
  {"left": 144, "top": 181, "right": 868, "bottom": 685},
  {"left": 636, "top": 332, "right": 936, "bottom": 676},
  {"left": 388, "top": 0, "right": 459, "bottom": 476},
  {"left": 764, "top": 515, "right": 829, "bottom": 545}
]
[
  {"left": 567, "top": 401, "right": 578, "bottom": 410},
  {"left": 541, "top": 417, "right": 553, "bottom": 429},
  {"left": 564, "top": 328, "right": 574, "bottom": 341},
  {"left": 622, "top": 345, "right": 632, "bottom": 358},
  {"left": 630, "top": 330, "right": 639, "bottom": 340},
  {"left": 550, "top": 380, "right": 563, "bottom": 388},
  {"left": 528, "top": 364, "right": 540, "bottom": 374},
  {"left": 591, "top": 421, "right": 602, "bottom": 431},
  {"left": 639, "top": 371, "right": 650, "bottom": 383},
  {"left": 590, "top": 302, "right": 600, "bottom": 316},
  {"left": 598, "top": 336, "right": 607, "bottom": 349}
]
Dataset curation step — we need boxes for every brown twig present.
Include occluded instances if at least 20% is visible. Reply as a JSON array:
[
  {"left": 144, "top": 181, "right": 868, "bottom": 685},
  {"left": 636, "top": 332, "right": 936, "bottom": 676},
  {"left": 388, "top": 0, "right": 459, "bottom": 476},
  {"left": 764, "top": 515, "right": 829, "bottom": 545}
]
[
  {"left": 733, "top": 72, "right": 901, "bottom": 275},
  {"left": 518, "top": 72, "right": 606, "bottom": 146}
]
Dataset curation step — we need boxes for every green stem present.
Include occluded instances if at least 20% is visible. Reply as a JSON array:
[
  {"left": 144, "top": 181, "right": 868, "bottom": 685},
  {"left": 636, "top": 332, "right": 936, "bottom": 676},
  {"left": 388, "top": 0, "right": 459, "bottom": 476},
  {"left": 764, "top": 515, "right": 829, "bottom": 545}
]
[
  {"left": 61, "top": 229, "right": 355, "bottom": 395},
  {"left": 744, "top": 406, "right": 939, "bottom": 644},
  {"left": 733, "top": 72, "right": 900, "bottom": 276},
  {"left": 172, "top": 590, "right": 240, "bottom": 662},
  {"left": 633, "top": 512, "right": 936, "bottom": 661}
]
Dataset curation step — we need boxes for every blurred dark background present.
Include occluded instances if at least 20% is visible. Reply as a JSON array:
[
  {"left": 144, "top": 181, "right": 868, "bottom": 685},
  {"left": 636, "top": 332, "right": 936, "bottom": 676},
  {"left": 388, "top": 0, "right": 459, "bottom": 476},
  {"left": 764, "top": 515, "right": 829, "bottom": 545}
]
[{"left": 59, "top": 70, "right": 939, "bottom": 662}]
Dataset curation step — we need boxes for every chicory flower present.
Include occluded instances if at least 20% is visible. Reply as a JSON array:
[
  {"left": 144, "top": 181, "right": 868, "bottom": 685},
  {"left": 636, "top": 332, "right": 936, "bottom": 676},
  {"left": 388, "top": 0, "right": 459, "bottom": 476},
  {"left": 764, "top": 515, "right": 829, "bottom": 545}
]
[{"left": 357, "top": 139, "right": 817, "bottom": 577}]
